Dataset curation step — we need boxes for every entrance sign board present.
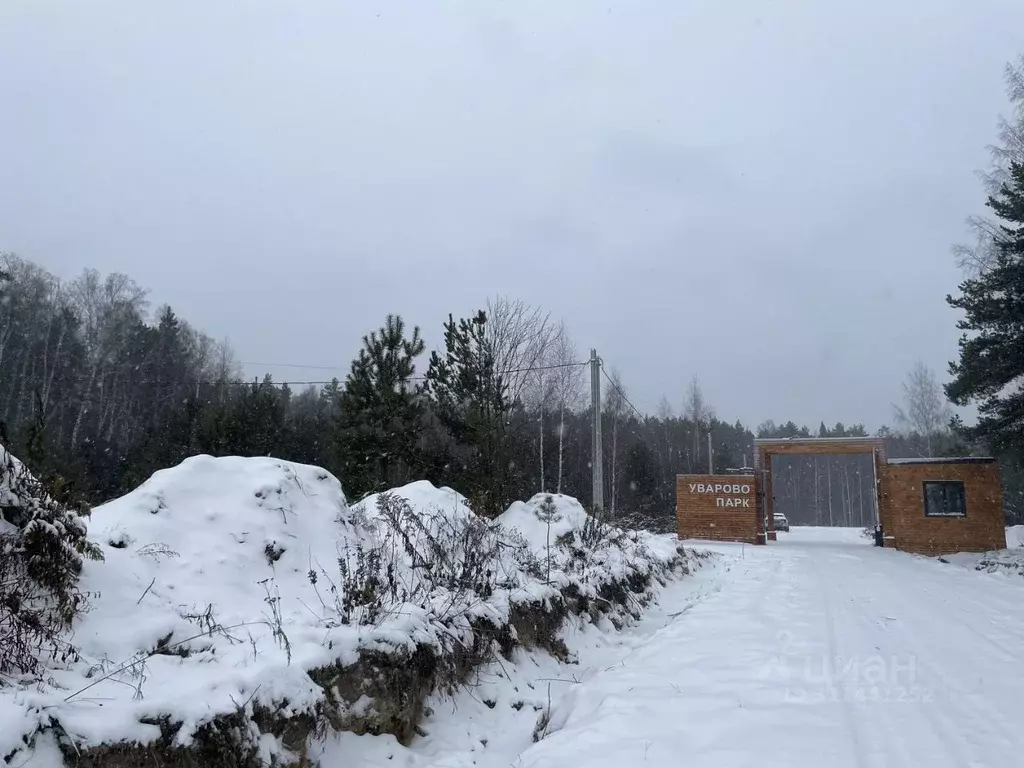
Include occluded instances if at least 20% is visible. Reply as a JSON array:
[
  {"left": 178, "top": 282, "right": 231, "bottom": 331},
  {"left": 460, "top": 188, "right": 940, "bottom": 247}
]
[{"left": 676, "top": 474, "right": 758, "bottom": 544}]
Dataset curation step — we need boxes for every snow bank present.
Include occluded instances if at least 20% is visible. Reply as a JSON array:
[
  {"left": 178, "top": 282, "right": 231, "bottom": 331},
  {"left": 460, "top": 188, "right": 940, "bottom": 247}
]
[
  {"left": 938, "top": 525, "right": 1024, "bottom": 577},
  {"left": 0, "top": 457, "right": 689, "bottom": 766}
]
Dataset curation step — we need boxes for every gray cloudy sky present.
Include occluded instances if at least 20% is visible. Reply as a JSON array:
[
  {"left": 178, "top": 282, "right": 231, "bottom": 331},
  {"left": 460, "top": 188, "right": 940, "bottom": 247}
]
[{"left": 2, "top": 0, "right": 1023, "bottom": 431}]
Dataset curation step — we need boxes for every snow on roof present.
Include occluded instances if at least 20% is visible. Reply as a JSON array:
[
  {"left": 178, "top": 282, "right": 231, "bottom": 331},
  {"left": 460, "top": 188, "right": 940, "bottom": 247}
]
[
  {"left": 753, "top": 436, "right": 884, "bottom": 445},
  {"left": 887, "top": 456, "right": 995, "bottom": 465}
]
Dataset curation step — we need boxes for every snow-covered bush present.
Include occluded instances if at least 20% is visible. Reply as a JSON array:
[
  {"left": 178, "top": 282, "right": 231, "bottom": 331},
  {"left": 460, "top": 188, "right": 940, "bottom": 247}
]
[
  {"left": 0, "top": 445, "right": 101, "bottom": 676},
  {"left": 498, "top": 493, "right": 681, "bottom": 609},
  {"left": 306, "top": 484, "right": 509, "bottom": 630},
  {"left": 966, "top": 550, "right": 1024, "bottom": 576},
  {"left": 314, "top": 487, "right": 682, "bottom": 640}
]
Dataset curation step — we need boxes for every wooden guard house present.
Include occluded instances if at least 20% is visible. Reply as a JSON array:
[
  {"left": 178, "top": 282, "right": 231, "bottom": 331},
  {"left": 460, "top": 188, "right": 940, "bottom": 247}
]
[{"left": 676, "top": 437, "right": 1006, "bottom": 556}]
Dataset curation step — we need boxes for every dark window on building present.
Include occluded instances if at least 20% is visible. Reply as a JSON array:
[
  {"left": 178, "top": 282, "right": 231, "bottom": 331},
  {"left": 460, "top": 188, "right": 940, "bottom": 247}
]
[{"left": 923, "top": 481, "right": 966, "bottom": 517}]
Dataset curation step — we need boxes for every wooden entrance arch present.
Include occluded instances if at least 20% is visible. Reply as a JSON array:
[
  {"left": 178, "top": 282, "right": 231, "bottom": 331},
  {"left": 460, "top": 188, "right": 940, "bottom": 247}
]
[{"left": 753, "top": 437, "right": 887, "bottom": 542}]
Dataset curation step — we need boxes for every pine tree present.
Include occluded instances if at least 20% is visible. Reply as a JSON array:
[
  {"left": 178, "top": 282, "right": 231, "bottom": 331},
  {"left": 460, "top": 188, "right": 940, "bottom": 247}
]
[
  {"left": 282, "top": 385, "right": 332, "bottom": 468},
  {"left": 424, "top": 311, "right": 519, "bottom": 517},
  {"left": 1, "top": 442, "right": 101, "bottom": 675},
  {"left": 947, "top": 161, "right": 1024, "bottom": 453},
  {"left": 197, "top": 376, "right": 287, "bottom": 458},
  {"left": 332, "top": 315, "right": 425, "bottom": 498}
]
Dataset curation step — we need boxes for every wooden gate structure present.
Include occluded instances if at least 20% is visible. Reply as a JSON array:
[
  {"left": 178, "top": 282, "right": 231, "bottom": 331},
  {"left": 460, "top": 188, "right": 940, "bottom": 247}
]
[
  {"left": 753, "top": 437, "right": 886, "bottom": 542},
  {"left": 676, "top": 436, "right": 1006, "bottom": 556}
]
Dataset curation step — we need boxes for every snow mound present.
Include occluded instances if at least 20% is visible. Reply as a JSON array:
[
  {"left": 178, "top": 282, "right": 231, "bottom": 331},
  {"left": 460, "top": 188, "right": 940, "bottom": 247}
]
[
  {"left": 498, "top": 493, "right": 682, "bottom": 599},
  {"left": 361, "top": 480, "right": 475, "bottom": 525},
  {"left": 344, "top": 480, "right": 535, "bottom": 631},
  {"left": 1, "top": 457, "right": 688, "bottom": 765},
  {"left": 88, "top": 454, "right": 352, "bottom": 659},
  {"left": 500, "top": 493, "right": 591, "bottom": 549},
  {"left": 10, "top": 455, "right": 361, "bottom": 756}
]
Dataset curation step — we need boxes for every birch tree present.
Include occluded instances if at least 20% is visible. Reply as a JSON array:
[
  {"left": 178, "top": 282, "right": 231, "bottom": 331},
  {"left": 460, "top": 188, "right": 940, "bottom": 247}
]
[
  {"left": 684, "top": 375, "right": 713, "bottom": 472},
  {"left": 893, "top": 361, "right": 951, "bottom": 456},
  {"left": 66, "top": 269, "right": 148, "bottom": 447},
  {"left": 550, "top": 326, "right": 584, "bottom": 493},
  {"left": 603, "top": 368, "right": 628, "bottom": 517},
  {"left": 489, "top": 298, "right": 558, "bottom": 491},
  {"left": 484, "top": 297, "right": 554, "bottom": 405}
]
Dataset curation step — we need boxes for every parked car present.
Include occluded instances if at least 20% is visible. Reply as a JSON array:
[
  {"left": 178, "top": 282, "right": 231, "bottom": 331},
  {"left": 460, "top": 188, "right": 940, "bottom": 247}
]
[{"left": 773, "top": 512, "right": 790, "bottom": 532}]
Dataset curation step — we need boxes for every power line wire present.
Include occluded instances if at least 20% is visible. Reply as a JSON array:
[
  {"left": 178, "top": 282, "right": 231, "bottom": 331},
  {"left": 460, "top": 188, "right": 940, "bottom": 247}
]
[
  {"left": 237, "top": 359, "right": 589, "bottom": 386},
  {"left": 600, "top": 362, "right": 646, "bottom": 421},
  {"left": 240, "top": 361, "right": 347, "bottom": 371},
  {"left": 241, "top": 359, "right": 589, "bottom": 378},
  {"left": 44, "top": 360, "right": 593, "bottom": 390}
]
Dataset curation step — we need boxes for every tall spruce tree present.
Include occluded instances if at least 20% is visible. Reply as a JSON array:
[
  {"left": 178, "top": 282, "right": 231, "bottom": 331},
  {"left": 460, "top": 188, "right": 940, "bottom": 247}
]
[
  {"left": 947, "top": 161, "right": 1024, "bottom": 453},
  {"left": 332, "top": 315, "right": 425, "bottom": 498}
]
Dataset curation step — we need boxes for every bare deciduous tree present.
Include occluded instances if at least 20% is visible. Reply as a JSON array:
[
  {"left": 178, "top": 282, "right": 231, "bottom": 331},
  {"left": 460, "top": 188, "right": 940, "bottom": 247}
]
[
  {"left": 684, "top": 375, "right": 713, "bottom": 472},
  {"left": 1, "top": 257, "right": 242, "bottom": 476},
  {"left": 603, "top": 367, "right": 628, "bottom": 516},
  {"left": 656, "top": 397, "right": 674, "bottom": 420},
  {"left": 954, "top": 56, "right": 1024, "bottom": 275},
  {"left": 551, "top": 326, "right": 585, "bottom": 494},
  {"left": 525, "top": 349, "right": 558, "bottom": 493},
  {"left": 892, "top": 361, "right": 951, "bottom": 456},
  {"left": 484, "top": 297, "right": 555, "bottom": 405},
  {"left": 0, "top": 254, "right": 80, "bottom": 430},
  {"left": 487, "top": 297, "right": 558, "bottom": 491},
  {"left": 67, "top": 269, "right": 149, "bottom": 446}
]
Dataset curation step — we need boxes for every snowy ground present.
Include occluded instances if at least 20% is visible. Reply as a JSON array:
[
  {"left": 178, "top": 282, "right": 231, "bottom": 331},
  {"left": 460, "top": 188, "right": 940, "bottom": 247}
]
[
  {"left": 327, "top": 526, "right": 1024, "bottom": 768},
  {"left": 940, "top": 523, "right": 1024, "bottom": 576},
  {"left": 315, "top": 551, "right": 725, "bottom": 767}
]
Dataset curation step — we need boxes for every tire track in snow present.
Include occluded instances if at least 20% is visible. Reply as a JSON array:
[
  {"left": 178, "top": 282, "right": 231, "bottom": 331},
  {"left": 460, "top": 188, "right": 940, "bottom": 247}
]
[
  {"left": 812, "top": 550, "right": 869, "bottom": 768},
  {"left": 836, "top": 569, "right": 968, "bottom": 767},
  {"left": 914, "top": 578, "right": 1018, "bottom": 665},
  {"left": 870, "top": 568, "right": 1022, "bottom": 761},
  {"left": 818, "top": 545, "right": 1021, "bottom": 767}
]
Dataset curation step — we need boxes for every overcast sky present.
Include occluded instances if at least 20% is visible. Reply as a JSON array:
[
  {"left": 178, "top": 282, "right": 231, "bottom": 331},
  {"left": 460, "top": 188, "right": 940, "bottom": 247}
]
[{"left": 2, "top": 0, "right": 1023, "bottom": 431}]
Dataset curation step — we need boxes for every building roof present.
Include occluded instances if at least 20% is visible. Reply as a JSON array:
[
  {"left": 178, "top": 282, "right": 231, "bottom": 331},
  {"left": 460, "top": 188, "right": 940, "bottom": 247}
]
[
  {"left": 887, "top": 457, "right": 995, "bottom": 465},
  {"left": 753, "top": 436, "right": 884, "bottom": 445}
]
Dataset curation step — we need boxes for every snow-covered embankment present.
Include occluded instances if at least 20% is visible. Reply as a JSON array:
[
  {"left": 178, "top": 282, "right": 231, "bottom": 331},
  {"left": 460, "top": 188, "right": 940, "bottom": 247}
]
[{"left": 0, "top": 454, "right": 701, "bottom": 766}]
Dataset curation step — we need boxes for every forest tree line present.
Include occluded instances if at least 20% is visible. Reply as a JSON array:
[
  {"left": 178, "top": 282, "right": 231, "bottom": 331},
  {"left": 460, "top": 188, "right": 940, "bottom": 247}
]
[{"left": 5, "top": 251, "right": 1018, "bottom": 530}]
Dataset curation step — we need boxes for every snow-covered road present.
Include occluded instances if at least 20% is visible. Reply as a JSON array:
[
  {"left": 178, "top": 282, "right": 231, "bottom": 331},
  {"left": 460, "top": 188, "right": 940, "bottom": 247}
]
[
  {"left": 334, "top": 527, "right": 1024, "bottom": 768},
  {"left": 518, "top": 528, "right": 1024, "bottom": 768}
]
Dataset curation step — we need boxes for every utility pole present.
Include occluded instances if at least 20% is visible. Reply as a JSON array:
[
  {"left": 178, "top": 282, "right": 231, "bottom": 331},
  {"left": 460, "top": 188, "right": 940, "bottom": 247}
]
[
  {"left": 590, "top": 349, "right": 604, "bottom": 514},
  {"left": 708, "top": 432, "right": 714, "bottom": 474}
]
